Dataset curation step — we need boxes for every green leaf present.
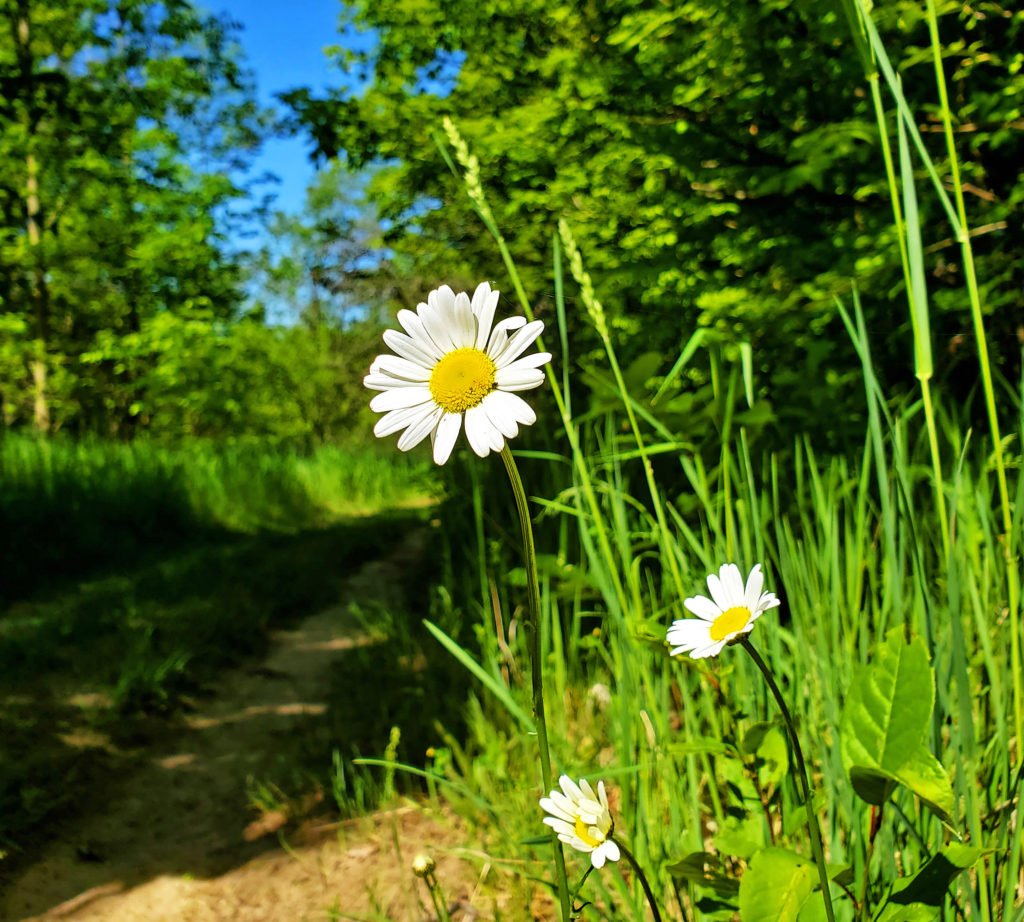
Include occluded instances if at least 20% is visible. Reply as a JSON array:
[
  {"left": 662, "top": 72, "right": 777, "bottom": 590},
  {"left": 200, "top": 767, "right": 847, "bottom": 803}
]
[
  {"left": 840, "top": 629, "right": 954, "bottom": 822},
  {"left": 666, "top": 851, "right": 740, "bottom": 897},
  {"left": 739, "top": 848, "right": 817, "bottom": 922},
  {"left": 882, "top": 843, "right": 989, "bottom": 910},
  {"left": 422, "top": 620, "right": 535, "bottom": 732},
  {"left": 714, "top": 812, "right": 766, "bottom": 860},
  {"left": 876, "top": 907, "right": 936, "bottom": 922}
]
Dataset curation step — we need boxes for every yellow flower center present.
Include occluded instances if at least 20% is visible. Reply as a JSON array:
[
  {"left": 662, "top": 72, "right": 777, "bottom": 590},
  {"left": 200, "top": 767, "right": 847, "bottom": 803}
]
[
  {"left": 429, "top": 348, "right": 496, "bottom": 413},
  {"left": 710, "top": 605, "right": 752, "bottom": 642},
  {"left": 574, "top": 817, "right": 605, "bottom": 848}
]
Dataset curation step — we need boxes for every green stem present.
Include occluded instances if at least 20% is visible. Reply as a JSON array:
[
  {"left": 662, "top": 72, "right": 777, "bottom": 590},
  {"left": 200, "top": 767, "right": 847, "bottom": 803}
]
[
  {"left": 616, "top": 839, "right": 663, "bottom": 922},
  {"left": 925, "top": 0, "right": 1021, "bottom": 771},
  {"left": 740, "top": 637, "right": 836, "bottom": 922},
  {"left": 571, "top": 864, "right": 595, "bottom": 913},
  {"left": 500, "top": 445, "right": 571, "bottom": 921},
  {"left": 424, "top": 872, "right": 451, "bottom": 922}
]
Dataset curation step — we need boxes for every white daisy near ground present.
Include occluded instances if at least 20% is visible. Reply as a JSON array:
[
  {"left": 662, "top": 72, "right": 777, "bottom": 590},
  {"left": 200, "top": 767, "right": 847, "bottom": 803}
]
[
  {"left": 540, "top": 775, "right": 621, "bottom": 869},
  {"left": 363, "top": 282, "right": 551, "bottom": 465},
  {"left": 667, "top": 563, "right": 780, "bottom": 660}
]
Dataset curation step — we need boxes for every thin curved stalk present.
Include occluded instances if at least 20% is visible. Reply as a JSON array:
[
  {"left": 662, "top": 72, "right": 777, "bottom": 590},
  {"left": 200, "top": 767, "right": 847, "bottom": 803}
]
[
  {"left": 740, "top": 637, "right": 836, "bottom": 922},
  {"left": 617, "top": 839, "right": 663, "bottom": 922},
  {"left": 500, "top": 445, "right": 571, "bottom": 920}
]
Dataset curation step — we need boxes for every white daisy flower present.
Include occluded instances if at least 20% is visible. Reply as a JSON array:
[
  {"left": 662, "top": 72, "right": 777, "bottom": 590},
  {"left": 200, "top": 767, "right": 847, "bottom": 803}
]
[
  {"left": 540, "top": 775, "right": 621, "bottom": 869},
  {"left": 667, "top": 563, "right": 780, "bottom": 660},
  {"left": 363, "top": 282, "right": 551, "bottom": 465}
]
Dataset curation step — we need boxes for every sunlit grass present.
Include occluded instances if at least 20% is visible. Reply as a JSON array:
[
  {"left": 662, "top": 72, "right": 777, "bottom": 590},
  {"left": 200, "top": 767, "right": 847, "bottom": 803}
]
[{"left": 0, "top": 435, "right": 434, "bottom": 601}]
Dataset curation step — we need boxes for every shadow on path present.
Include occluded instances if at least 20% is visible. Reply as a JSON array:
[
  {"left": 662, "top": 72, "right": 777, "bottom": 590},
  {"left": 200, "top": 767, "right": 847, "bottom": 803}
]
[{"left": 0, "top": 524, "right": 444, "bottom": 921}]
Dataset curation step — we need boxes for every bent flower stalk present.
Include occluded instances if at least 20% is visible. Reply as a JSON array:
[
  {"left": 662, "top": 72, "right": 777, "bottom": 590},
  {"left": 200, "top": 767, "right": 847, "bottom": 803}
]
[{"left": 364, "top": 282, "right": 551, "bottom": 464}]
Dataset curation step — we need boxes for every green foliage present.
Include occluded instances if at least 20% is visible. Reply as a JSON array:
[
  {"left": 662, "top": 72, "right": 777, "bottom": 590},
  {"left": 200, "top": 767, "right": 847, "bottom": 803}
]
[
  {"left": 0, "top": 0, "right": 267, "bottom": 433},
  {"left": 738, "top": 848, "right": 818, "bottom": 922},
  {"left": 290, "top": 0, "right": 1024, "bottom": 444},
  {"left": 879, "top": 843, "right": 989, "bottom": 916},
  {"left": 840, "top": 629, "right": 954, "bottom": 822},
  {"left": 80, "top": 311, "right": 383, "bottom": 445}
]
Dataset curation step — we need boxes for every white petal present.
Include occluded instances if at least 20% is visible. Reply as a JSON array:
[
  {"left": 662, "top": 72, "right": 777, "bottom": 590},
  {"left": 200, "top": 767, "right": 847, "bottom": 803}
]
[
  {"left": 559, "top": 776, "right": 584, "bottom": 803},
  {"left": 720, "top": 564, "right": 745, "bottom": 603},
  {"left": 758, "top": 593, "right": 781, "bottom": 613},
  {"left": 667, "top": 619, "right": 711, "bottom": 654},
  {"left": 705, "top": 572, "right": 732, "bottom": 611},
  {"left": 450, "top": 291, "right": 475, "bottom": 349},
  {"left": 683, "top": 595, "right": 721, "bottom": 622},
  {"left": 464, "top": 405, "right": 496, "bottom": 458},
  {"left": 690, "top": 639, "right": 728, "bottom": 660},
  {"left": 597, "top": 781, "right": 609, "bottom": 810},
  {"left": 370, "top": 387, "right": 432, "bottom": 413},
  {"left": 364, "top": 373, "right": 427, "bottom": 391},
  {"left": 485, "top": 316, "right": 527, "bottom": 357},
  {"left": 549, "top": 790, "right": 577, "bottom": 816},
  {"left": 433, "top": 412, "right": 462, "bottom": 465},
  {"left": 473, "top": 284, "right": 500, "bottom": 351},
  {"left": 418, "top": 302, "right": 456, "bottom": 354},
  {"left": 602, "top": 840, "right": 620, "bottom": 864},
  {"left": 481, "top": 392, "right": 519, "bottom": 439},
  {"left": 372, "top": 355, "right": 431, "bottom": 382},
  {"left": 540, "top": 799, "right": 576, "bottom": 824},
  {"left": 743, "top": 564, "right": 764, "bottom": 610},
  {"left": 492, "top": 320, "right": 544, "bottom": 368},
  {"left": 374, "top": 403, "right": 434, "bottom": 438},
  {"left": 396, "top": 310, "right": 443, "bottom": 359},
  {"left": 591, "top": 847, "right": 607, "bottom": 869},
  {"left": 382, "top": 329, "right": 438, "bottom": 369},
  {"left": 579, "top": 779, "right": 597, "bottom": 802},
  {"left": 500, "top": 351, "right": 552, "bottom": 372},
  {"left": 428, "top": 285, "right": 456, "bottom": 313},
  {"left": 397, "top": 406, "right": 442, "bottom": 452},
  {"left": 484, "top": 389, "right": 536, "bottom": 427},
  {"left": 495, "top": 366, "right": 545, "bottom": 391},
  {"left": 542, "top": 817, "right": 575, "bottom": 836}
]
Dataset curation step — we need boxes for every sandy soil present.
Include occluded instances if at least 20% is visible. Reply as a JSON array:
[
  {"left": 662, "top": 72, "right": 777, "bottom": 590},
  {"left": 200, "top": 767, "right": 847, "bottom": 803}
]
[{"left": 0, "top": 532, "right": 514, "bottom": 922}]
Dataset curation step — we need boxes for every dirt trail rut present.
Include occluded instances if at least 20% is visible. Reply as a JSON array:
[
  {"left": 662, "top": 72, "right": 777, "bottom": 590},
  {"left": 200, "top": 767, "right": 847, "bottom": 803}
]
[{"left": 0, "top": 530, "right": 473, "bottom": 922}]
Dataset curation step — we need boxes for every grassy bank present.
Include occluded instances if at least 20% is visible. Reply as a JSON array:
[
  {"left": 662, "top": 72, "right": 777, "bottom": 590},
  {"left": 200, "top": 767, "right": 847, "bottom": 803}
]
[{"left": 0, "top": 436, "right": 432, "bottom": 603}]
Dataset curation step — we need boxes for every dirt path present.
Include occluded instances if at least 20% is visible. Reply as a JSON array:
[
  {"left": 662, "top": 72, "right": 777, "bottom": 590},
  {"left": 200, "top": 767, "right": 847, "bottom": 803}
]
[{"left": 0, "top": 531, "right": 484, "bottom": 922}]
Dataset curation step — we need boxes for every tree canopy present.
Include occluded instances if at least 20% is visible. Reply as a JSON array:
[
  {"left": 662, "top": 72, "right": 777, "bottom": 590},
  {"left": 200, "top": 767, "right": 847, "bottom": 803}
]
[{"left": 287, "top": 0, "right": 1023, "bottom": 444}]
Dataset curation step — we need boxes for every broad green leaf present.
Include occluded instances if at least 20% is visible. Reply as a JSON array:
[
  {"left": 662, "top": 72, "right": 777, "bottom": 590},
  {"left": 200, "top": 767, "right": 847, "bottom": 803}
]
[
  {"left": 714, "top": 812, "right": 766, "bottom": 860},
  {"left": 876, "top": 906, "right": 935, "bottom": 922},
  {"left": 666, "top": 851, "right": 739, "bottom": 897},
  {"left": 841, "top": 629, "right": 954, "bottom": 822},
  {"left": 739, "top": 848, "right": 816, "bottom": 922},
  {"left": 881, "top": 843, "right": 989, "bottom": 912}
]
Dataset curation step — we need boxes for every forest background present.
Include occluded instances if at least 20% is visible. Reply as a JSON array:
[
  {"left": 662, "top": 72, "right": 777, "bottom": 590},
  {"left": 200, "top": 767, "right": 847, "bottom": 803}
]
[{"left": 1, "top": 0, "right": 1020, "bottom": 448}]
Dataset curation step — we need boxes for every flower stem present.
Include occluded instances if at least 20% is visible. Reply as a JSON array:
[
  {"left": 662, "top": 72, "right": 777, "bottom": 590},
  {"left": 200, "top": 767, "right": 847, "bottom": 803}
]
[
  {"left": 423, "top": 871, "right": 452, "bottom": 922},
  {"left": 500, "top": 445, "right": 571, "bottom": 921},
  {"left": 616, "top": 839, "right": 663, "bottom": 922},
  {"left": 740, "top": 637, "right": 837, "bottom": 922}
]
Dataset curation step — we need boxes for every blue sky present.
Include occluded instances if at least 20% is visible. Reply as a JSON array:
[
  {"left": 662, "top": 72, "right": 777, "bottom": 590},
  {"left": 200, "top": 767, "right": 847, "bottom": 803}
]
[{"left": 212, "top": 0, "right": 351, "bottom": 222}]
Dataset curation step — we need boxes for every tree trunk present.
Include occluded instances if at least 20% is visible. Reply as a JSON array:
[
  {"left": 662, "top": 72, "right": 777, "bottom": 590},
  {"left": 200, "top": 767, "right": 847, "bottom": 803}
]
[{"left": 16, "top": 1, "right": 51, "bottom": 432}]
